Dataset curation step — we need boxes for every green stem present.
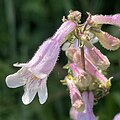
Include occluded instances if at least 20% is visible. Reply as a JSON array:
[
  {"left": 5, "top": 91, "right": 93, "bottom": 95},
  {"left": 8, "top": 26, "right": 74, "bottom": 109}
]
[{"left": 81, "top": 45, "right": 85, "bottom": 71}]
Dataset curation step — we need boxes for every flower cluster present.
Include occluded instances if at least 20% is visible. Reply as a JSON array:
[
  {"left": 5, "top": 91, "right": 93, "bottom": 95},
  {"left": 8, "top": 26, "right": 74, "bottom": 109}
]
[
  {"left": 61, "top": 11, "right": 120, "bottom": 120},
  {"left": 5, "top": 10, "right": 120, "bottom": 119}
]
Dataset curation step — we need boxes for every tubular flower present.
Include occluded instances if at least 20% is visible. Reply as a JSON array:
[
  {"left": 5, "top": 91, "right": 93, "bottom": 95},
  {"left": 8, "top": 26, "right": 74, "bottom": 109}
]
[
  {"left": 66, "top": 75, "right": 84, "bottom": 112},
  {"left": 84, "top": 42, "right": 110, "bottom": 70},
  {"left": 77, "top": 92, "right": 96, "bottom": 120},
  {"left": 70, "top": 92, "right": 96, "bottom": 120},
  {"left": 5, "top": 20, "right": 76, "bottom": 105},
  {"left": 91, "top": 14, "right": 120, "bottom": 27}
]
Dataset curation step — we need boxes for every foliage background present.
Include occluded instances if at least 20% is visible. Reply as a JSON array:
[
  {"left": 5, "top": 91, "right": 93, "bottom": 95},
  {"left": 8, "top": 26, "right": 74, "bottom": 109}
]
[{"left": 0, "top": 0, "right": 120, "bottom": 120}]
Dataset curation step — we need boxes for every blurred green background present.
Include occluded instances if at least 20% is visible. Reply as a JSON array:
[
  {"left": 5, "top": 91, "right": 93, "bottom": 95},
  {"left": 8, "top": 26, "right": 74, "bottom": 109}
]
[{"left": 0, "top": 0, "right": 120, "bottom": 120}]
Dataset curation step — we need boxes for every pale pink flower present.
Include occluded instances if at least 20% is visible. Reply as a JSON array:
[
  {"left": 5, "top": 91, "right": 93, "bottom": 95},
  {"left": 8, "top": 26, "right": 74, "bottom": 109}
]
[
  {"left": 84, "top": 41, "right": 110, "bottom": 70},
  {"left": 70, "top": 92, "right": 96, "bottom": 120},
  {"left": 85, "top": 54, "right": 109, "bottom": 87},
  {"left": 91, "top": 14, "right": 120, "bottom": 51},
  {"left": 66, "top": 75, "right": 84, "bottom": 111},
  {"left": 77, "top": 92, "right": 96, "bottom": 120},
  {"left": 5, "top": 20, "right": 76, "bottom": 105},
  {"left": 92, "top": 14, "right": 120, "bottom": 27}
]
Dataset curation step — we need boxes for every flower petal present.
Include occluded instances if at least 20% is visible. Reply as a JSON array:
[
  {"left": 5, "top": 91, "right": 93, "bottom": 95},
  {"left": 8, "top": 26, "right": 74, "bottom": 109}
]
[
  {"left": 38, "top": 78, "right": 48, "bottom": 104},
  {"left": 5, "top": 68, "right": 27, "bottom": 88},
  {"left": 22, "top": 79, "right": 38, "bottom": 105},
  {"left": 94, "top": 30, "right": 120, "bottom": 50}
]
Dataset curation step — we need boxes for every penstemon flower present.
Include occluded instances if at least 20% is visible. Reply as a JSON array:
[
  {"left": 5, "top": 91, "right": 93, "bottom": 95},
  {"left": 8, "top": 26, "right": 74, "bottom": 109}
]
[
  {"left": 77, "top": 92, "right": 96, "bottom": 120},
  {"left": 70, "top": 92, "right": 96, "bottom": 120},
  {"left": 84, "top": 42, "right": 110, "bottom": 70},
  {"left": 90, "top": 14, "right": 120, "bottom": 50},
  {"left": 6, "top": 20, "right": 76, "bottom": 105},
  {"left": 62, "top": 11, "right": 120, "bottom": 120}
]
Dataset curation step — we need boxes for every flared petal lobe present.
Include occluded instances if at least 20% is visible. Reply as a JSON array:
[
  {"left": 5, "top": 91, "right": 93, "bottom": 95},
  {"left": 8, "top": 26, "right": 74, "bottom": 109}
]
[
  {"left": 6, "top": 67, "right": 33, "bottom": 88},
  {"left": 22, "top": 79, "right": 38, "bottom": 105},
  {"left": 6, "top": 69, "right": 26, "bottom": 88},
  {"left": 38, "top": 78, "right": 48, "bottom": 104}
]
